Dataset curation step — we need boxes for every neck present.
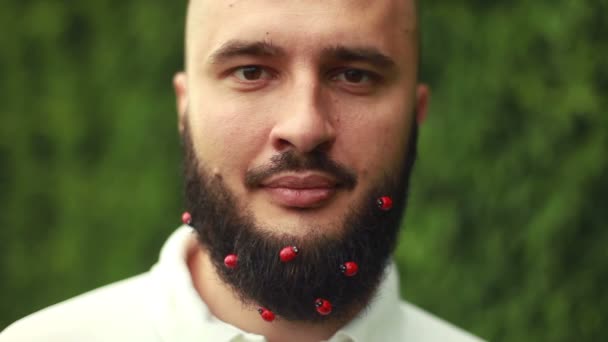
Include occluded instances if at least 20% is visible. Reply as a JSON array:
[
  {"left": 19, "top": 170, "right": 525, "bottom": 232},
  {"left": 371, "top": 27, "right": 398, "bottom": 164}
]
[{"left": 188, "top": 246, "right": 354, "bottom": 342}]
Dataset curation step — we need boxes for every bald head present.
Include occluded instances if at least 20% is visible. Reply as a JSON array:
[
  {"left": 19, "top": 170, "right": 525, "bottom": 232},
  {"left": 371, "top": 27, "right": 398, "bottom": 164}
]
[{"left": 183, "top": 0, "right": 419, "bottom": 74}]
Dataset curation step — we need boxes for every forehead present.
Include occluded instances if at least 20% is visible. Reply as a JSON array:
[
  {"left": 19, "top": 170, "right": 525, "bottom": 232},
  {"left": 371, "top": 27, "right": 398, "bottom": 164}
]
[{"left": 186, "top": 0, "right": 417, "bottom": 64}]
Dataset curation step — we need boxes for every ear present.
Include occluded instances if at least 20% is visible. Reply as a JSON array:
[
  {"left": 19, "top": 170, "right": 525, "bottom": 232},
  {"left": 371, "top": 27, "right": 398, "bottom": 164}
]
[
  {"left": 415, "top": 83, "right": 430, "bottom": 125},
  {"left": 173, "top": 72, "right": 189, "bottom": 134}
]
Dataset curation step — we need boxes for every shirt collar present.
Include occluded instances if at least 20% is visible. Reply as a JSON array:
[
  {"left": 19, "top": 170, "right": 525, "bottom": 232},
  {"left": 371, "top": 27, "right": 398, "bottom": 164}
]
[
  {"left": 149, "top": 226, "right": 405, "bottom": 342},
  {"left": 331, "top": 263, "right": 405, "bottom": 342}
]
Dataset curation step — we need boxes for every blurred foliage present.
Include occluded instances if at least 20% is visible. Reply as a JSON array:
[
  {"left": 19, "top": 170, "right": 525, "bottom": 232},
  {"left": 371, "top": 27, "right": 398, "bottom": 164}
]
[{"left": 1, "top": 1, "right": 606, "bottom": 341}]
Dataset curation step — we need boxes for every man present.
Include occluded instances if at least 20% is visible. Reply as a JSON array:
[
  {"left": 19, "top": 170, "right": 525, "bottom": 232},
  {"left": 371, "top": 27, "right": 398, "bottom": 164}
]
[{"left": 2, "top": 1, "right": 483, "bottom": 341}]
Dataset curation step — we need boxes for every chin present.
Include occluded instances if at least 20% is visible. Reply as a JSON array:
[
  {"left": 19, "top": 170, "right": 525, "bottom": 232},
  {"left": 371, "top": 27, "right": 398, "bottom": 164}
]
[{"left": 253, "top": 210, "right": 348, "bottom": 238}]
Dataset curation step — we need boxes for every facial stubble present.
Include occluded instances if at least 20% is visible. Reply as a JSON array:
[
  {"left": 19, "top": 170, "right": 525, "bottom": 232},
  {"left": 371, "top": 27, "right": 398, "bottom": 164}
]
[{"left": 182, "top": 123, "right": 418, "bottom": 323}]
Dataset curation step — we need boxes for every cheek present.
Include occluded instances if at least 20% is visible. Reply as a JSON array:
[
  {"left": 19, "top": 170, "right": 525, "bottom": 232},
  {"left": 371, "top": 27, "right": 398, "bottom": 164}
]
[
  {"left": 336, "top": 97, "right": 413, "bottom": 182},
  {"left": 189, "top": 96, "right": 271, "bottom": 178}
]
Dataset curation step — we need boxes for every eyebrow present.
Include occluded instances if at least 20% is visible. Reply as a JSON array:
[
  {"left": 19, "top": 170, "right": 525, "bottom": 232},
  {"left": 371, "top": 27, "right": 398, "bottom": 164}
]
[
  {"left": 322, "top": 45, "right": 397, "bottom": 70},
  {"left": 207, "top": 40, "right": 397, "bottom": 70},
  {"left": 208, "top": 40, "right": 286, "bottom": 64}
]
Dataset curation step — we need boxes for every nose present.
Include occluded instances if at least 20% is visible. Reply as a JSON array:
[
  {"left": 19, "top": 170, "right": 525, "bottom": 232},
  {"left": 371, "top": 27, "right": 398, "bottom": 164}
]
[{"left": 269, "top": 80, "right": 336, "bottom": 153}]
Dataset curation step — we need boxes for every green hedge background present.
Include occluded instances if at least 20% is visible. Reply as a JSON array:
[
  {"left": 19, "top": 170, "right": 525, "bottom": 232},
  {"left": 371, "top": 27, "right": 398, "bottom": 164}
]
[{"left": 1, "top": 1, "right": 606, "bottom": 341}]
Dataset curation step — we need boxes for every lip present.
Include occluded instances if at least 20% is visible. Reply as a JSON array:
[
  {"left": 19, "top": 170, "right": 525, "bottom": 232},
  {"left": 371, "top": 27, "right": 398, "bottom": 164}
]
[{"left": 260, "top": 174, "right": 339, "bottom": 208}]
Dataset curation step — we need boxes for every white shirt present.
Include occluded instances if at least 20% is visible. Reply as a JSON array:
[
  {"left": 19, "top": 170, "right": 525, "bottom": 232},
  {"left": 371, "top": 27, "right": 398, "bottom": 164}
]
[{"left": 1, "top": 226, "right": 483, "bottom": 342}]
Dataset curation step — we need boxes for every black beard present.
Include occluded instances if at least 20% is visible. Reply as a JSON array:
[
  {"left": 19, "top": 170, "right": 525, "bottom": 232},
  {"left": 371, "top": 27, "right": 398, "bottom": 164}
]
[{"left": 182, "top": 124, "right": 417, "bottom": 323}]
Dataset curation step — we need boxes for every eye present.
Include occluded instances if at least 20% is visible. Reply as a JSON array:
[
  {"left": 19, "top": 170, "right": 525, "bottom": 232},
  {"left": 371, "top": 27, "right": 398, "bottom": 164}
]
[
  {"left": 233, "top": 66, "right": 273, "bottom": 81},
  {"left": 332, "top": 68, "right": 375, "bottom": 84}
]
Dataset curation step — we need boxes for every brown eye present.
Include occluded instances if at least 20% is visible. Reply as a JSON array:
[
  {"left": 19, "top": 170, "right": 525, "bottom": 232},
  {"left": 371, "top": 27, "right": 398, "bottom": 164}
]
[
  {"left": 234, "top": 66, "right": 271, "bottom": 81},
  {"left": 344, "top": 69, "right": 365, "bottom": 83},
  {"left": 242, "top": 66, "right": 262, "bottom": 80},
  {"left": 332, "top": 68, "right": 374, "bottom": 84}
]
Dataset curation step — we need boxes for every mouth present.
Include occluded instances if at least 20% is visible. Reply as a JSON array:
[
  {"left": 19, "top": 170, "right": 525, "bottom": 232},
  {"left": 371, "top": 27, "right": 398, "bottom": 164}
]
[{"left": 260, "top": 173, "right": 340, "bottom": 209}]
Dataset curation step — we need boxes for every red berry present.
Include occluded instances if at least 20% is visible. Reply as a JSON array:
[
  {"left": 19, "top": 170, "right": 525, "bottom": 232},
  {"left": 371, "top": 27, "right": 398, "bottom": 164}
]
[
  {"left": 340, "top": 261, "right": 359, "bottom": 277},
  {"left": 376, "top": 196, "right": 393, "bottom": 211},
  {"left": 314, "top": 298, "right": 332, "bottom": 316},
  {"left": 279, "top": 246, "right": 299, "bottom": 263},
  {"left": 258, "top": 308, "right": 275, "bottom": 322},
  {"left": 181, "top": 212, "right": 192, "bottom": 225},
  {"left": 224, "top": 254, "right": 238, "bottom": 269}
]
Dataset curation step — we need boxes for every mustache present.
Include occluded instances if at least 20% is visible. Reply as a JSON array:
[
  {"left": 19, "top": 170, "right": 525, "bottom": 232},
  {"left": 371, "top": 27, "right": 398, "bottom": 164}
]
[{"left": 245, "top": 150, "right": 357, "bottom": 189}]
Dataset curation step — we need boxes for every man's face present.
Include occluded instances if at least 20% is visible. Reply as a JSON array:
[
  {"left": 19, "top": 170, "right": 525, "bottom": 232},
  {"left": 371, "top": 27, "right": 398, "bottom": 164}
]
[{"left": 177, "top": 0, "right": 422, "bottom": 239}]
